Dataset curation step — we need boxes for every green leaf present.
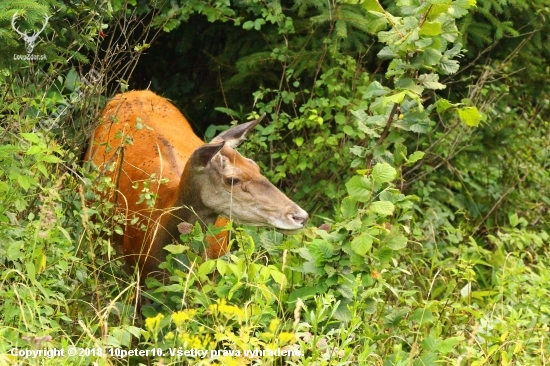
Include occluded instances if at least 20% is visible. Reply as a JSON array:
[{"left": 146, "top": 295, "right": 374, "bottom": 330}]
[
  {"left": 341, "top": 196, "right": 358, "bottom": 220},
  {"left": 197, "top": 260, "right": 216, "bottom": 277},
  {"left": 228, "top": 281, "right": 243, "bottom": 300},
  {"left": 21, "top": 133, "right": 40, "bottom": 144},
  {"left": 383, "top": 308, "right": 409, "bottom": 327},
  {"left": 214, "top": 107, "right": 240, "bottom": 118},
  {"left": 295, "top": 247, "right": 314, "bottom": 262},
  {"left": 363, "top": 81, "right": 389, "bottom": 99},
  {"left": 288, "top": 285, "right": 324, "bottom": 303},
  {"left": 17, "top": 174, "right": 36, "bottom": 191},
  {"left": 243, "top": 20, "right": 254, "bottom": 30},
  {"left": 378, "top": 29, "right": 401, "bottom": 44},
  {"left": 365, "top": 11, "right": 389, "bottom": 33},
  {"left": 309, "top": 239, "right": 334, "bottom": 261},
  {"left": 362, "top": 0, "right": 384, "bottom": 12},
  {"left": 295, "top": 136, "right": 304, "bottom": 147},
  {"left": 140, "top": 305, "right": 157, "bottom": 318},
  {"left": 254, "top": 18, "right": 266, "bottom": 30},
  {"left": 407, "top": 151, "right": 425, "bottom": 163},
  {"left": 385, "top": 91, "right": 406, "bottom": 104},
  {"left": 7, "top": 241, "right": 24, "bottom": 260},
  {"left": 324, "top": 265, "right": 336, "bottom": 277},
  {"left": 451, "top": 0, "right": 473, "bottom": 18},
  {"left": 162, "top": 19, "right": 180, "bottom": 32},
  {"left": 395, "top": 78, "right": 424, "bottom": 94},
  {"left": 445, "top": 42, "right": 463, "bottom": 58},
  {"left": 343, "top": 125, "right": 355, "bottom": 136},
  {"left": 345, "top": 176, "right": 372, "bottom": 202},
  {"left": 421, "top": 336, "right": 438, "bottom": 352},
  {"left": 372, "top": 162, "right": 397, "bottom": 183},
  {"left": 509, "top": 213, "right": 519, "bottom": 227},
  {"left": 269, "top": 268, "right": 285, "bottom": 285},
  {"left": 458, "top": 106, "right": 482, "bottom": 127},
  {"left": 164, "top": 244, "right": 186, "bottom": 254},
  {"left": 376, "top": 247, "right": 393, "bottom": 264},
  {"left": 65, "top": 68, "right": 78, "bottom": 92},
  {"left": 351, "top": 234, "right": 373, "bottom": 256},
  {"left": 435, "top": 98, "right": 455, "bottom": 113},
  {"left": 370, "top": 201, "right": 395, "bottom": 216},
  {"left": 413, "top": 353, "right": 437, "bottom": 366},
  {"left": 438, "top": 58, "right": 460, "bottom": 74},
  {"left": 334, "top": 113, "right": 346, "bottom": 125},
  {"left": 114, "top": 226, "right": 123, "bottom": 235},
  {"left": 301, "top": 261, "right": 325, "bottom": 275},
  {"left": 385, "top": 234, "right": 407, "bottom": 250},
  {"left": 419, "top": 21, "right": 442, "bottom": 36},
  {"left": 411, "top": 308, "right": 435, "bottom": 324},
  {"left": 335, "top": 96, "right": 350, "bottom": 106},
  {"left": 423, "top": 48, "right": 442, "bottom": 65},
  {"left": 439, "top": 337, "right": 464, "bottom": 354},
  {"left": 216, "top": 259, "right": 228, "bottom": 276},
  {"left": 155, "top": 283, "right": 184, "bottom": 293},
  {"left": 35, "top": 162, "right": 47, "bottom": 177},
  {"left": 440, "top": 18, "right": 459, "bottom": 42},
  {"left": 42, "top": 154, "right": 60, "bottom": 163},
  {"left": 26, "top": 146, "right": 42, "bottom": 155},
  {"left": 393, "top": 142, "right": 407, "bottom": 166},
  {"left": 345, "top": 218, "right": 361, "bottom": 231},
  {"left": 419, "top": 73, "right": 446, "bottom": 90},
  {"left": 334, "top": 300, "right": 352, "bottom": 321},
  {"left": 378, "top": 46, "right": 397, "bottom": 60}
]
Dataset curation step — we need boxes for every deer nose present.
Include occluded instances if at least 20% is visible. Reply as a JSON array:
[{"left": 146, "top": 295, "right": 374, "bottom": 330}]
[{"left": 291, "top": 211, "right": 309, "bottom": 226}]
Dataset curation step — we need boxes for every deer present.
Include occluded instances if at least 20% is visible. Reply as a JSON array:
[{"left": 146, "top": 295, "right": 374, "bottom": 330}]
[{"left": 85, "top": 90, "right": 308, "bottom": 280}]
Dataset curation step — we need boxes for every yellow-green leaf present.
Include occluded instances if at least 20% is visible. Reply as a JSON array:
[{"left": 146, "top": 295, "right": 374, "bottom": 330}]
[
  {"left": 419, "top": 22, "right": 442, "bottom": 36},
  {"left": 458, "top": 106, "right": 482, "bottom": 127},
  {"left": 362, "top": 0, "right": 384, "bottom": 12},
  {"left": 42, "top": 154, "right": 60, "bottom": 163},
  {"left": 21, "top": 133, "right": 40, "bottom": 144},
  {"left": 385, "top": 91, "right": 406, "bottom": 104},
  {"left": 36, "top": 162, "right": 48, "bottom": 177},
  {"left": 435, "top": 98, "right": 454, "bottom": 113},
  {"left": 408, "top": 151, "right": 425, "bottom": 163},
  {"left": 216, "top": 259, "right": 228, "bottom": 276}
]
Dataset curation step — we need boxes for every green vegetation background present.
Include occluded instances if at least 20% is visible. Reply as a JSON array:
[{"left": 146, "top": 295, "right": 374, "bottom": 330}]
[{"left": 0, "top": 0, "right": 549, "bottom": 364}]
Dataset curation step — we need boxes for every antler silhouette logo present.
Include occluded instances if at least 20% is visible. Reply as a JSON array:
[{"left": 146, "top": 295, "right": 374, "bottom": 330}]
[{"left": 11, "top": 12, "right": 49, "bottom": 54}]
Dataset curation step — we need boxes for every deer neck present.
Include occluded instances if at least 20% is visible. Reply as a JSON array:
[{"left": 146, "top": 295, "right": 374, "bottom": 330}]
[{"left": 165, "top": 165, "right": 218, "bottom": 235}]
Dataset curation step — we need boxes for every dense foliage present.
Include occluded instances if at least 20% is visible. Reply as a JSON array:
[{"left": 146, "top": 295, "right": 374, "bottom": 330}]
[{"left": 0, "top": 0, "right": 549, "bottom": 365}]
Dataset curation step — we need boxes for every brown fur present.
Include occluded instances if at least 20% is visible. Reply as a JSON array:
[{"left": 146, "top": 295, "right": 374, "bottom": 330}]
[
  {"left": 85, "top": 91, "right": 226, "bottom": 276},
  {"left": 85, "top": 90, "right": 308, "bottom": 279}
]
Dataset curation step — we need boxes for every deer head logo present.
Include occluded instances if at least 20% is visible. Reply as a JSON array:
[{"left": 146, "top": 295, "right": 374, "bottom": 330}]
[{"left": 11, "top": 12, "right": 49, "bottom": 54}]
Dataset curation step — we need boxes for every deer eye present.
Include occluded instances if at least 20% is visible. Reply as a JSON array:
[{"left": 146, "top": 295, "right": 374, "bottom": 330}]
[{"left": 225, "top": 177, "right": 241, "bottom": 186}]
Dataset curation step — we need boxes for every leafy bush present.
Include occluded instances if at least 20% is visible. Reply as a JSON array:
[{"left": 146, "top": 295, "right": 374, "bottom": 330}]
[{"left": 0, "top": 0, "right": 549, "bottom": 365}]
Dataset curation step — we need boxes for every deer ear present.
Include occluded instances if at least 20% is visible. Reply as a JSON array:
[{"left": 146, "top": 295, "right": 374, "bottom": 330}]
[
  {"left": 211, "top": 114, "right": 266, "bottom": 148},
  {"left": 192, "top": 141, "right": 225, "bottom": 167}
]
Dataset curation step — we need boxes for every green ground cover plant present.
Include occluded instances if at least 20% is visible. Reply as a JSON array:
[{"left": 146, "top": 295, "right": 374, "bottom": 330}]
[{"left": 0, "top": 0, "right": 548, "bottom": 365}]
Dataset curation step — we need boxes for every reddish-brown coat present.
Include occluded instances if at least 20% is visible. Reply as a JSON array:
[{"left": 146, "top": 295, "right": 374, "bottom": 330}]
[
  {"left": 86, "top": 90, "right": 308, "bottom": 279},
  {"left": 86, "top": 91, "right": 228, "bottom": 274}
]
